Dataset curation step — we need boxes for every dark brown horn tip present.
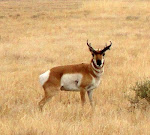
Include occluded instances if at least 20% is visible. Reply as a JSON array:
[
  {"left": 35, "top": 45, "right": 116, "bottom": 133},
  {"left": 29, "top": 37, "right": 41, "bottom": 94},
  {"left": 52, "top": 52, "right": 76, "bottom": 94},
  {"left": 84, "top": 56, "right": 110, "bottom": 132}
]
[
  {"left": 87, "top": 40, "right": 91, "bottom": 46},
  {"left": 108, "top": 41, "right": 112, "bottom": 49},
  {"left": 110, "top": 41, "right": 112, "bottom": 45}
]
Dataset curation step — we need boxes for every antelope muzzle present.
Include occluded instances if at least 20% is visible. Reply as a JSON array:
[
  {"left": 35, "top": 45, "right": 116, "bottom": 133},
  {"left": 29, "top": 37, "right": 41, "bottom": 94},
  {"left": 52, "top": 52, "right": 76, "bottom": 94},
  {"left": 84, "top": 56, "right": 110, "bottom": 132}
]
[{"left": 96, "top": 60, "right": 102, "bottom": 66}]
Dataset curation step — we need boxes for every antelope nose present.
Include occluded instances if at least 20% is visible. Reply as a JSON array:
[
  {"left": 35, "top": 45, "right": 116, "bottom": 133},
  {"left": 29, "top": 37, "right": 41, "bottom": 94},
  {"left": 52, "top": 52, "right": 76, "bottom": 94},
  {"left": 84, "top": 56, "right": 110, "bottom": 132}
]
[{"left": 97, "top": 60, "right": 102, "bottom": 66}]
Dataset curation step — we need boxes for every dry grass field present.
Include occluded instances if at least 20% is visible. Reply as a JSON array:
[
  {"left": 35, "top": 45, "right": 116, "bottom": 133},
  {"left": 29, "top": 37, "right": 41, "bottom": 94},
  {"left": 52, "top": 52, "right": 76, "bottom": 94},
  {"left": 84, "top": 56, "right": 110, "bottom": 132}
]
[{"left": 1, "top": 0, "right": 150, "bottom": 134}]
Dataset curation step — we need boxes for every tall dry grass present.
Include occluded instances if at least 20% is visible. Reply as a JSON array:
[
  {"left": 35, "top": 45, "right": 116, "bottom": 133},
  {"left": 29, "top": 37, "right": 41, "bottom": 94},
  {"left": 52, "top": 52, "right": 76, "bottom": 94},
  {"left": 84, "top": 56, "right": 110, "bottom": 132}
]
[{"left": 0, "top": 0, "right": 150, "bottom": 134}]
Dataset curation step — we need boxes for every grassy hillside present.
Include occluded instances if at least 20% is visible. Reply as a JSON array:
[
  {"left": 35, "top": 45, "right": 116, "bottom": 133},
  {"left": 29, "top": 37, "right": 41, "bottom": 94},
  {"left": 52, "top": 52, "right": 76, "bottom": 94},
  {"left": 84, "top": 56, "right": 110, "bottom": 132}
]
[{"left": 0, "top": 0, "right": 150, "bottom": 134}]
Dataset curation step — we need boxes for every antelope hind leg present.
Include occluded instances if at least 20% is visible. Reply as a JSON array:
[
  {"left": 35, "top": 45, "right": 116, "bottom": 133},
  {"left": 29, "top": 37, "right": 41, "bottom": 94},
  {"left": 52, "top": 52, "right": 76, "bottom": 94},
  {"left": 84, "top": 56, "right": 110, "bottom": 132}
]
[{"left": 39, "top": 87, "right": 59, "bottom": 111}]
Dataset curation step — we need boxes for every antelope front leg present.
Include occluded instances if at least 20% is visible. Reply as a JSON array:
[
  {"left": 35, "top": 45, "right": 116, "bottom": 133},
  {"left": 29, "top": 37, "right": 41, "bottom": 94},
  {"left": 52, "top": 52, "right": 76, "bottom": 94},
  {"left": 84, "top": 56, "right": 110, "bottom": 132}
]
[
  {"left": 80, "top": 89, "right": 86, "bottom": 106},
  {"left": 87, "top": 90, "right": 94, "bottom": 107}
]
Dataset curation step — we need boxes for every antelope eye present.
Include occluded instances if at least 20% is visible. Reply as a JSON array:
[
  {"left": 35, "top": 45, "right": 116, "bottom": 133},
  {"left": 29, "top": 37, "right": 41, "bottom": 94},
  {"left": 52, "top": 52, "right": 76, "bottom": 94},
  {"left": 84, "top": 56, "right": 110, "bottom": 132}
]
[
  {"left": 92, "top": 53, "right": 94, "bottom": 57},
  {"left": 103, "top": 53, "right": 105, "bottom": 56}
]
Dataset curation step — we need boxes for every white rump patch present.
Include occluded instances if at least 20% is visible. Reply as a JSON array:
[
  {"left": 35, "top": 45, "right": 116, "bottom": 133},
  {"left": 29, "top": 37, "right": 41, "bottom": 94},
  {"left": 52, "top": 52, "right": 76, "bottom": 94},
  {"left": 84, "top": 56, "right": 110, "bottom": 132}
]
[
  {"left": 61, "top": 73, "right": 83, "bottom": 91},
  {"left": 39, "top": 70, "right": 50, "bottom": 86}
]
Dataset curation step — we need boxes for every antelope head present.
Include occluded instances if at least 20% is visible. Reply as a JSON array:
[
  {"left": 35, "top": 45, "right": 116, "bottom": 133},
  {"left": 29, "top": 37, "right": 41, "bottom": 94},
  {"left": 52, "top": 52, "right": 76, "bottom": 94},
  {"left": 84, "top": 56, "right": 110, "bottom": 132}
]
[{"left": 87, "top": 40, "right": 112, "bottom": 68}]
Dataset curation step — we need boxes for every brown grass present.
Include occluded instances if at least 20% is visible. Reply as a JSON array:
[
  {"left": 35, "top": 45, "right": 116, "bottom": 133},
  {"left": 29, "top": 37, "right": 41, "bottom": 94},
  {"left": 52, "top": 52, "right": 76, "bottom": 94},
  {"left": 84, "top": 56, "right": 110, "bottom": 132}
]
[{"left": 1, "top": 0, "right": 150, "bottom": 134}]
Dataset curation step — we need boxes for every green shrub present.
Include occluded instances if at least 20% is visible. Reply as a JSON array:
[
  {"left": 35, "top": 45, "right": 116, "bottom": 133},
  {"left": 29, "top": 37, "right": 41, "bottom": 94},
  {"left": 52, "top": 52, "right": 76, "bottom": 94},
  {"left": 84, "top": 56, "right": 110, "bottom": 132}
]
[{"left": 131, "top": 79, "right": 150, "bottom": 103}]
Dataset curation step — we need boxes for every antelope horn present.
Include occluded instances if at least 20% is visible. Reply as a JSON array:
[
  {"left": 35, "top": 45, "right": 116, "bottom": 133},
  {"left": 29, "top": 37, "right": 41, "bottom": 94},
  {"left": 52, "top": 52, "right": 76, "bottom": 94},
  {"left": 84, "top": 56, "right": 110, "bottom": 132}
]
[
  {"left": 101, "top": 41, "right": 112, "bottom": 54},
  {"left": 87, "top": 40, "right": 96, "bottom": 53}
]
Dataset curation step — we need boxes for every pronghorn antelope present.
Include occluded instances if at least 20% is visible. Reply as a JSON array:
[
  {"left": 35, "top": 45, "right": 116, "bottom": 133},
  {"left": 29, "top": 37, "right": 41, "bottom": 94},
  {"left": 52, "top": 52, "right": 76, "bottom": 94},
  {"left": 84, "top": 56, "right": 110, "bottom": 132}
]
[{"left": 39, "top": 40, "right": 112, "bottom": 110}]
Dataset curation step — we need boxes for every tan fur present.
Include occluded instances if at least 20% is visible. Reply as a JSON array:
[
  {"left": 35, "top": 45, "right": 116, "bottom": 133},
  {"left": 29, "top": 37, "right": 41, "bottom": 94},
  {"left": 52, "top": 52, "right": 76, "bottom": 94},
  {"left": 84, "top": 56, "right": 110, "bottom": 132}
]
[
  {"left": 39, "top": 63, "right": 101, "bottom": 110},
  {"left": 38, "top": 44, "right": 110, "bottom": 111},
  {"left": 44, "top": 64, "right": 94, "bottom": 88},
  {"left": 95, "top": 54, "right": 103, "bottom": 61}
]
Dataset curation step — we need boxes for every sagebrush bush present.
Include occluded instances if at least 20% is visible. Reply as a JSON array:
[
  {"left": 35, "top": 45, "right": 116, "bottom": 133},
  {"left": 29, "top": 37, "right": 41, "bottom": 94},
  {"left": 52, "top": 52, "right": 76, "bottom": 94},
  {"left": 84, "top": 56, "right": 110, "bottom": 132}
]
[{"left": 131, "top": 79, "right": 150, "bottom": 103}]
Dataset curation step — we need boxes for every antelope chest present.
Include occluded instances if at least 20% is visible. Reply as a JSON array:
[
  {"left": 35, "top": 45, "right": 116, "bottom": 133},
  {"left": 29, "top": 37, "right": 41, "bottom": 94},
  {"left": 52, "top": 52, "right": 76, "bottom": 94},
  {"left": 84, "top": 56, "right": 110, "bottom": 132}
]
[
  {"left": 86, "top": 76, "right": 101, "bottom": 91},
  {"left": 60, "top": 73, "right": 83, "bottom": 91}
]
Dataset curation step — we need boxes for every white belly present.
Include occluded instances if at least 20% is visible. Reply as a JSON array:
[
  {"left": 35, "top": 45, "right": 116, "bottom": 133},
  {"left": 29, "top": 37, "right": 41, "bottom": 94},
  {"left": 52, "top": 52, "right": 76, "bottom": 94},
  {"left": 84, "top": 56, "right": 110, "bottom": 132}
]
[{"left": 60, "top": 73, "right": 83, "bottom": 91}]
